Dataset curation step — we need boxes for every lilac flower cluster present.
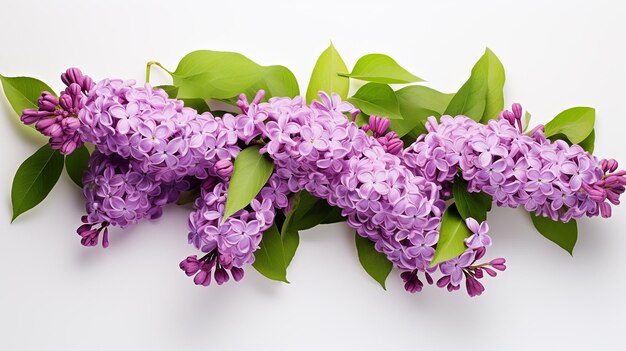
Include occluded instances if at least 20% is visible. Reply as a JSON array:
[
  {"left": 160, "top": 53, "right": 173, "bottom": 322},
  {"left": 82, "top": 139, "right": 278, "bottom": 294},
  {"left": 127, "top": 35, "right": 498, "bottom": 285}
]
[
  {"left": 78, "top": 79, "right": 239, "bottom": 183},
  {"left": 403, "top": 104, "right": 626, "bottom": 222},
  {"left": 20, "top": 68, "right": 94, "bottom": 154},
  {"left": 228, "top": 91, "right": 504, "bottom": 295},
  {"left": 78, "top": 150, "right": 187, "bottom": 247}
]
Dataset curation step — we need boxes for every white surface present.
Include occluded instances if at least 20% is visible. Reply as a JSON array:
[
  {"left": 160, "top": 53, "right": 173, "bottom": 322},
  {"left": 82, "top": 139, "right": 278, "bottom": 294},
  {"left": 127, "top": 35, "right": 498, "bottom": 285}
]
[{"left": 1, "top": 0, "right": 625, "bottom": 350}]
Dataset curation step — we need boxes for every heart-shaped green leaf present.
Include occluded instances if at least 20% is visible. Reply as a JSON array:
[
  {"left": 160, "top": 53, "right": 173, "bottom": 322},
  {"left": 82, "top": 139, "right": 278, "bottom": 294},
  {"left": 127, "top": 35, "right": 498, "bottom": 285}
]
[
  {"left": 12, "top": 145, "right": 65, "bottom": 221},
  {"left": 348, "top": 83, "right": 403, "bottom": 120},
  {"left": 306, "top": 43, "right": 349, "bottom": 103},
  {"left": 355, "top": 234, "right": 392, "bottom": 289},
  {"left": 578, "top": 129, "right": 595, "bottom": 154},
  {"left": 223, "top": 145, "right": 274, "bottom": 221},
  {"left": 240, "top": 65, "right": 300, "bottom": 100},
  {"left": 430, "top": 204, "right": 472, "bottom": 266},
  {"left": 64, "top": 145, "right": 90, "bottom": 187},
  {"left": 544, "top": 107, "right": 595, "bottom": 144},
  {"left": 342, "top": 53, "right": 424, "bottom": 84},
  {"left": 530, "top": 214, "right": 577, "bottom": 255}
]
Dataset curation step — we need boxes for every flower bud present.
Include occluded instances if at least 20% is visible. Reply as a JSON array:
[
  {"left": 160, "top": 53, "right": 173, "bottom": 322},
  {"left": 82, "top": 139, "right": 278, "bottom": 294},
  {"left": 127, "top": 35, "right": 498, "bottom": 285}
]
[{"left": 214, "top": 159, "right": 234, "bottom": 178}]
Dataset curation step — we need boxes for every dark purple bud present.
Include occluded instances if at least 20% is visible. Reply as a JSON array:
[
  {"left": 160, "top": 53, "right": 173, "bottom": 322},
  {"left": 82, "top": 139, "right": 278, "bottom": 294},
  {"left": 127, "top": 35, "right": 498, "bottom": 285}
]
[
  {"left": 21, "top": 109, "right": 49, "bottom": 124},
  {"left": 37, "top": 92, "right": 59, "bottom": 112},
  {"left": 218, "top": 253, "right": 233, "bottom": 268},
  {"left": 49, "top": 137, "right": 64, "bottom": 150},
  {"left": 37, "top": 121, "right": 63, "bottom": 137},
  {"left": 465, "top": 276, "right": 485, "bottom": 297},
  {"left": 61, "top": 139, "right": 77, "bottom": 155},
  {"left": 474, "top": 268, "right": 484, "bottom": 279},
  {"left": 447, "top": 283, "right": 460, "bottom": 292},
  {"left": 61, "top": 67, "right": 84, "bottom": 87},
  {"left": 437, "top": 275, "right": 451, "bottom": 288},
  {"left": 179, "top": 255, "right": 201, "bottom": 276},
  {"left": 599, "top": 203, "right": 612, "bottom": 218},
  {"left": 81, "top": 75, "right": 94, "bottom": 91},
  {"left": 214, "top": 267, "right": 230, "bottom": 285},
  {"left": 474, "top": 247, "right": 486, "bottom": 260},
  {"left": 385, "top": 138, "right": 404, "bottom": 155},
  {"left": 193, "top": 270, "right": 211, "bottom": 286},
  {"left": 201, "top": 177, "right": 219, "bottom": 192},
  {"left": 230, "top": 267, "right": 244, "bottom": 282},
  {"left": 62, "top": 117, "right": 80, "bottom": 134},
  {"left": 482, "top": 267, "right": 497, "bottom": 277},
  {"left": 490, "top": 258, "right": 507, "bottom": 271},
  {"left": 400, "top": 270, "right": 414, "bottom": 282},
  {"left": 404, "top": 277, "right": 423, "bottom": 293},
  {"left": 214, "top": 159, "right": 234, "bottom": 178},
  {"left": 77, "top": 224, "right": 92, "bottom": 235},
  {"left": 512, "top": 103, "right": 523, "bottom": 119},
  {"left": 59, "top": 93, "right": 73, "bottom": 111},
  {"left": 101, "top": 227, "right": 109, "bottom": 248},
  {"left": 79, "top": 229, "right": 99, "bottom": 247},
  {"left": 424, "top": 272, "right": 433, "bottom": 285}
]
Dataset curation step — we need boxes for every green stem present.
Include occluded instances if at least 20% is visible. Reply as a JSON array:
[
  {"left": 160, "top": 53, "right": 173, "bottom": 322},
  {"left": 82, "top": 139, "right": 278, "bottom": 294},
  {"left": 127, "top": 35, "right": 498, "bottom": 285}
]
[{"left": 145, "top": 61, "right": 173, "bottom": 83}]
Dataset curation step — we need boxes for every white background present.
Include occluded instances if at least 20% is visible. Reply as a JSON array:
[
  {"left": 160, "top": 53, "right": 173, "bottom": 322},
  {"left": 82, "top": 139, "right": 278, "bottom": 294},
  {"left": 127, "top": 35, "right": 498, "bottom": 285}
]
[{"left": 1, "top": 0, "right": 625, "bottom": 350}]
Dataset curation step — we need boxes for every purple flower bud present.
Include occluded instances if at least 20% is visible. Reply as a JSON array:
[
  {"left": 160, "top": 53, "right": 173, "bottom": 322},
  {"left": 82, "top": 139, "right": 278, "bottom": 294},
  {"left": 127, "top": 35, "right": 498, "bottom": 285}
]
[
  {"left": 404, "top": 277, "right": 423, "bottom": 293},
  {"left": 21, "top": 109, "right": 49, "bottom": 124},
  {"left": 465, "top": 275, "right": 485, "bottom": 297},
  {"left": 61, "top": 138, "right": 78, "bottom": 155},
  {"left": 37, "top": 92, "right": 59, "bottom": 112},
  {"left": 37, "top": 120, "right": 63, "bottom": 137},
  {"left": 179, "top": 256, "right": 201, "bottom": 276},
  {"left": 62, "top": 117, "right": 80, "bottom": 134},
  {"left": 482, "top": 266, "right": 497, "bottom": 277},
  {"left": 490, "top": 258, "right": 507, "bottom": 271},
  {"left": 193, "top": 269, "right": 211, "bottom": 286},
  {"left": 214, "top": 267, "right": 230, "bottom": 285},
  {"left": 61, "top": 67, "right": 85, "bottom": 87},
  {"left": 230, "top": 267, "right": 244, "bottom": 282},
  {"left": 512, "top": 103, "right": 523, "bottom": 119},
  {"left": 214, "top": 159, "right": 234, "bottom": 178},
  {"left": 437, "top": 275, "right": 451, "bottom": 288},
  {"left": 59, "top": 93, "right": 74, "bottom": 111}
]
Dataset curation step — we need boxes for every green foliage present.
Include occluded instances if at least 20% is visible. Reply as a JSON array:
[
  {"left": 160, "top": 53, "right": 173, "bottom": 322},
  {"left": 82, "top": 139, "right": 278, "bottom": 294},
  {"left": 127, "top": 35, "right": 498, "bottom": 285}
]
[
  {"left": 544, "top": 107, "right": 595, "bottom": 144},
  {"left": 444, "top": 48, "right": 505, "bottom": 123},
  {"left": 223, "top": 145, "right": 274, "bottom": 221},
  {"left": 11, "top": 145, "right": 64, "bottom": 221},
  {"left": 430, "top": 204, "right": 472, "bottom": 266},
  {"left": 252, "top": 224, "right": 289, "bottom": 282},
  {"left": 452, "top": 177, "right": 492, "bottom": 222},
  {"left": 342, "top": 53, "right": 423, "bottom": 84},
  {"left": 64, "top": 145, "right": 90, "bottom": 187},
  {"left": 355, "top": 234, "right": 392, "bottom": 289},
  {"left": 348, "top": 83, "right": 403, "bottom": 120},
  {"left": 530, "top": 214, "right": 578, "bottom": 255},
  {"left": 306, "top": 43, "right": 349, "bottom": 103},
  {"left": 391, "top": 85, "right": 453, "bottom": 137}
]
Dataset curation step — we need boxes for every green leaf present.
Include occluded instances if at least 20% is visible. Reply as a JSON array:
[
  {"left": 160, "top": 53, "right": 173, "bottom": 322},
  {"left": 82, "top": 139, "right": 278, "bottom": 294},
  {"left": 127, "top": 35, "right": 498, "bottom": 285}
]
[
  {"left": 530, "top": 213, "right": 577, "bottom": 255},
  {"left": 348, "top": 83, "right": 403, "bottom": 120},
  {"left": 64, "top": 145, "right": 90, "bottom": 187},
  {"left": 0, "top": 75, "right": 56, "bottom": 116},
  {"left": 155, "top": 85, "right": 179, "bottom": 99},
  {"left": 544, "top": 107, "right": 595, "bottom": 144},
  {"left": 479, "top": 48, "right": 505, "bottom": 123},
  {"left": 223, "top": 145, "right": 274, "bottom": 221},
  {"left": 11, "top": 145, "right": 64, "bottom": 221},
  {"left": 452, "top": 177, "right": 492, "bottom": 222},
  {"left": 355, "top": 234, "right": 392, "bottom": 289},
  {"left": 176, "top": 186, "right": 201, "bottom": 205},
  {"left": 391, "top": 85, "right": 453, "bottom": 137},
  {"left": 290, "top": 191, "right": 344, "bottom": 230},
  {"left": 430, "top": 204, "right": 472, "bottom": 266},
  {"left": 281, "top": 199, "right": 301, "bottom": 268},
  {"left": 241, "top": 65, "right": 300, "bottom": 100},
  {"left": 180, "top": 99, "right": 210, "bottom": 113},
  {"left": 170, "top": 50, "right": 265, "bottom": 100},
  {"left": 578, "top": 129, "right": 595, "bottom": 154},
  {"left": 444, "top": 48, "right": 505, "bottom": 123},
  {"left": 341, "top": 53, "right": 424, "bottom": 84},
  {"left": 252, "top": 224, "right": 289, "bottom": 283},
  {"left": 306, "top": 43, "right": 349, "bottom": 103}
]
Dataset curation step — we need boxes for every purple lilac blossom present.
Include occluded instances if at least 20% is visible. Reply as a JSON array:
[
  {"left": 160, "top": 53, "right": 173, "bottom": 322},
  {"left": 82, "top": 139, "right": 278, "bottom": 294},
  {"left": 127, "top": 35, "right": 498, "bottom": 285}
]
[{"left": 402, "top": 104, "right": 626, "bottom": 222}]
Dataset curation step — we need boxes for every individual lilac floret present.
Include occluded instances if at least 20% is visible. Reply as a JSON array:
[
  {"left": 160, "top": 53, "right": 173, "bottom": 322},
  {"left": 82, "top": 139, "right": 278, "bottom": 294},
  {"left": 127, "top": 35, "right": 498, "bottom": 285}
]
[
  {"left": 403, "top": 103, "right": 626, "bottom": 222},
  {"left": 77, "top": 150, "right": 186, "bottom": 247},
  {"left": 20, "top": 67, "right": 94, "bottom": 154},
  {"left": 179, "top": 253, "right": 244, "bottom": 287}
]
